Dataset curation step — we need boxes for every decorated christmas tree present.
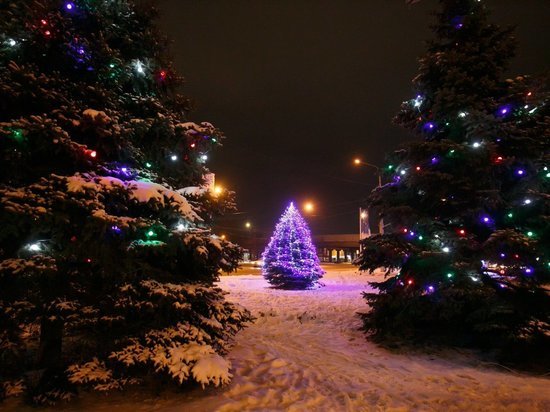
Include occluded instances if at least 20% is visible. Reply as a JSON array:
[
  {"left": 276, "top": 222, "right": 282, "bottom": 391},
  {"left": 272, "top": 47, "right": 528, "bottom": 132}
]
[
  {"left": 0, "top": 0, "right": 251, "bottom": 404},
  {"left": 357, "top": 0, "right": 549, "bottom": 355},
  {"left": 262, "top": 203, "right": 324, "bottom": 289}
]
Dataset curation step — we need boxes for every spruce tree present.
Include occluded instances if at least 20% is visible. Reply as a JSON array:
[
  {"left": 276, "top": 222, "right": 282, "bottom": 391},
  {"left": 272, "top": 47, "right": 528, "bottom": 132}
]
[
  {"left": 0, "top": 0, "right": 250, "bottom": 404},
  {"left": 357, "top": 0, "right": 549, "bottom": 355},
  {"left": 262, "top": 203, "right": 324, "bottom": 289}
]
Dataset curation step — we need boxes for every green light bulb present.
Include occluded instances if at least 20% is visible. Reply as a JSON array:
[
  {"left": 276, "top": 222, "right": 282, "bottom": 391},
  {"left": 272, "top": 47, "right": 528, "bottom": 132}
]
[
  {"left": 507, "top": 213, "right": 513, "bottom": 218},
  {"left": 527, "top": 231, "right": 534, "bottom": 237},
  {"left": 147, "top": 230, "right": 155, "bottom": 237},
  {"left": 146, "top": 162, "right": 152, "bottom": 168},
  {"left": 418, "top": 235, "right": 423, "bottom": 240},
  {"left": 447, "top": 273, "right": 453, "bottom": 278},
  {"left": 11, "top": 129, "right": 23, "bottom": 141}
]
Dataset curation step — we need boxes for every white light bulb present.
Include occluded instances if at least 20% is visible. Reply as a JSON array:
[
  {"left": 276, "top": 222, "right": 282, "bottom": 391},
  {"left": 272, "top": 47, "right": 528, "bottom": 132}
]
[
  {"left": 7, "top": 38, "right": 16, "bottom": 47},
  {"left": 442, "top": 247, "right": 450, "bottom": 253},
  {"left": 170, "top": 154, "right": 178, "bottom": 161},
  {"left": 176, "top": 223, "right": 185, "bottom": 231},
  {"left": 27, "top": 243, "right": 41, "bottom": 252},
  {"left": 472, "top": 142, "right": 481, "bottom": 148},
  {"left": 134, "top": 60, "right": 145, "bottom": 74}
]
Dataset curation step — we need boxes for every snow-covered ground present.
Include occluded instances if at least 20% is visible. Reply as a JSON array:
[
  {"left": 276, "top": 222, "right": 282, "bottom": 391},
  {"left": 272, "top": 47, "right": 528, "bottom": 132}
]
[{"left": 9, "top": 265, "right": 550, "bottom": 411}]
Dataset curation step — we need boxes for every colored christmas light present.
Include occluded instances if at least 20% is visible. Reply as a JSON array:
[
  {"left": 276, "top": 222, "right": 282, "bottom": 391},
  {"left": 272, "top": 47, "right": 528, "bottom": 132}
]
[
  {"left": 407, "top": 279, "right": 413, "bottom": 285},
  {"left": 424, "top": 122, "right": 436, "bottom": 131},
  {"left": 89, "top": 150, "right": 97, "bottom": 158},
  {"left": 523, "top": 199, "right": 532, "bottom": 205},
  {"left": 6, "top": 38, "right": 16, "bottom": 47},
  {"left": 415, "top": 166, "right": 421, "bottom": 171},
  {"left": 111, "top": 225, "right": 121, "bottom": 233},
  {"left": 427, "top": 285, "right": 435, "bottom": 293},
  {"left": 458, "top": 229, "right": 466, "bottom": 236},
  {"left": 527, "top": 231, "right": 534, "bottom": 237},
  {"left": 65, "top": 2, "right": 75, "bottom": 10},
  {"left": 400, "top": 169, "right": 406, "bottom": 175},
  {"left": 516, "top": 169, "right": 525, "bottom": 176},
  {"left": 170, "top": 154, "right": 178, "bottom": 161},
  {"left": 146, "top": 230, "right": 155, "bottom": 237},
  {"left": 472, "top": 142, "right": 481, "bottom": 148},
  {"left": 447, "top": 273, "right": 453, "bottom": 278},
  {"left": 442, "top": 246, "right": 450, "bottom": 253},
  {"left": 145, "top": 162, "right": 152, "bottom": 168},
  {"left": 497, "top": 105, "right": 512, "bottom": 116}
]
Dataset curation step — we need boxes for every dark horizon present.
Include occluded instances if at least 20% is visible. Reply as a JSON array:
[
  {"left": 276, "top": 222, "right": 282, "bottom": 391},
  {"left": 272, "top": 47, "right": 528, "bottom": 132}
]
[{"left": 159, "top": 0, "right": 549, "bottom": 240}]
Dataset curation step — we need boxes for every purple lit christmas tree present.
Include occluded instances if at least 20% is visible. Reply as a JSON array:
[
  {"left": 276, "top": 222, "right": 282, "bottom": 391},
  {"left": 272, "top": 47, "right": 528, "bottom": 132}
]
[{"left": 262, "top": 203, "right": 324, "bottom": 289}]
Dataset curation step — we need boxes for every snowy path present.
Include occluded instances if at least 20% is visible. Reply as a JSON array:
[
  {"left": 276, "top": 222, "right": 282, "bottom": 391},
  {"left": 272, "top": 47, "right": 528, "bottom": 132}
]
[
  {"left": 13, "top": 265, "right": 549, "bottom": 411},
  {"left": 184, "top": 266, "right": 550, "bottom": 412}
]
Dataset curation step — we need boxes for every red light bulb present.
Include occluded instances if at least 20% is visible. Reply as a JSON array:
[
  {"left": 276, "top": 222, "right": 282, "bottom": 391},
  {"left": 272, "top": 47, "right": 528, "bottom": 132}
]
[{"left": 90, "top": 150, "right": 97, "bottom": 158}]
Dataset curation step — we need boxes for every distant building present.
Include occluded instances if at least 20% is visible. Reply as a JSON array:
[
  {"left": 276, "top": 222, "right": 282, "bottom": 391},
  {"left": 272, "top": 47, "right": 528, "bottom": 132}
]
[{"left": 313, "top": 234, "right": 360, "bottom": 263}]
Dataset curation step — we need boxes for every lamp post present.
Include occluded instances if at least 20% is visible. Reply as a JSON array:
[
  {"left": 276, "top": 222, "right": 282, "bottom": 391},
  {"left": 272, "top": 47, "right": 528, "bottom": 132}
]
[{"left": 353, "top": 158, "right": 384, "bottom": 235}]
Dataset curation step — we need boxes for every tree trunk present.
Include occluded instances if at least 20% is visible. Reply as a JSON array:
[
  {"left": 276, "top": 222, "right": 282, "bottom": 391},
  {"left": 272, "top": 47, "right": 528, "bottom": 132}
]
[{"left": 38, "top": 316, "right": 63, "bottom": 369}]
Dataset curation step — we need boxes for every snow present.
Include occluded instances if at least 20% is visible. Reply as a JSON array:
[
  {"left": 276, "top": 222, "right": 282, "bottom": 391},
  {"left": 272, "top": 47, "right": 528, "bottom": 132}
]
[
  {"left": 82, "top": 109, "right": 111, "bottom": 123},
  {"left": 8, "top": 265, "right": 550, "bottom": 411},
  {"left": 67, "top": 175, "right": 201, "bottom": 222}
]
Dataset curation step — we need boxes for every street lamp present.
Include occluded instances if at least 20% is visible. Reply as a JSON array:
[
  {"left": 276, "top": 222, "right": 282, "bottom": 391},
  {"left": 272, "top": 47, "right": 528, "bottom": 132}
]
[
  {"left": 353, "top": 158, "right": 382, "bottom": 187},
  {"left": 303, "top": 201, "right": 315, "bottom": 213},
  {"left": 353, "top": 157, "right": 384, "bottom": 235}
]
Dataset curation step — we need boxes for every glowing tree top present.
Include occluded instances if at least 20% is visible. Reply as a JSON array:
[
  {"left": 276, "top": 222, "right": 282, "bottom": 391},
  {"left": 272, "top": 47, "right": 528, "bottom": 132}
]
[{"left": 262, "top": 203, "right": 324, "bottom": 289}]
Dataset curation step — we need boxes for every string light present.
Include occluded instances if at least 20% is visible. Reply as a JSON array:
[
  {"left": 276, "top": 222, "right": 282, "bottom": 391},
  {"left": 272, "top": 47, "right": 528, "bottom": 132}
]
[
  {"left": 523, "top": 199, "right": 532, "bottom": 205},
  {"left": 424, "top": 122, "right": 436, "bottom": 131},
  {"left": 526, "top": 231, "right": 534, "bottom": 237},
  {"left": 134, "top": 60, "right": 145, "bottom": 74},
  {"left": 65, "top": 2, "right": 75, "bottom": 10},
  {"left": 6, "top": 38, "right": 16, "bottom": 47},
  {"left": 26, "top": 243, "right": 41, "bottom": 252},
  {"left": 472, "top": 142, "right": 481, "bottom": 148},
  {"left": 442, "top": 246, "right": 450, "bottom": 253},
  {"left": 447, "top": 273, "right": 453, "bottom": 278},
  {"left": 145, "top": 162, "right": 152, "bottom": 168},
  {"left": 170, "top": 154, "right": 178, "bottom": 161},
  {"left": 89, "top": 150, "right": 97, "bottom": 158},
  {"left": 516, "top": 169, "right": 525, "bottom": 176},
  {"left": 146, "top": 230, "right": 156, "bottom": 237}
]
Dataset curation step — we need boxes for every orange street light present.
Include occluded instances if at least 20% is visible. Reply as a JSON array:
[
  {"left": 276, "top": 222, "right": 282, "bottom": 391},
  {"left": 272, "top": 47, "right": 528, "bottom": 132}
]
[{"left": 303, "top": 201, "right": 315, "bottom": 213}]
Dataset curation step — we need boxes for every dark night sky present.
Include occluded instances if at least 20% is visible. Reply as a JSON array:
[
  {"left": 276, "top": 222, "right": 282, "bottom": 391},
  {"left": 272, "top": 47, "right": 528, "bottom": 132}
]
[{"left": 159, "top": 0, "right": 549, "bottom": 240}]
